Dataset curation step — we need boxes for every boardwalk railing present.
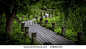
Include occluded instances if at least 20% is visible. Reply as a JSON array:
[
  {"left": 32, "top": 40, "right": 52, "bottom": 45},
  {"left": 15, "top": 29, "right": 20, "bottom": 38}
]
[{"left": 15, "top": 10, "right": 83, "bottom": 45}]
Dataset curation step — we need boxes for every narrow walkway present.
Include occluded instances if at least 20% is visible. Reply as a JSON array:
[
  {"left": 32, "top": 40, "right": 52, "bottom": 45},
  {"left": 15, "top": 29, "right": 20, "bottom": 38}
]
[{"left": 22, "top": 14, "right": 76, "bottom": 45}]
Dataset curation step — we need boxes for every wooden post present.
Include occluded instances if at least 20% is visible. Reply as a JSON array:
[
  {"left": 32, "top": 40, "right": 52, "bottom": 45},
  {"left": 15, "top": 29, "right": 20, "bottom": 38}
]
[
  {"left": 36, "top": 17, "right": 38, "bottom": 21},
  {"left": 55, "top": 11, "right": 57, "bottom": 16},
  {"left": 47, "top": 10, "right": 48, "bottom": 14},
  {"left": 37, "top": 13, "right": 39, "bottom": 16},
  {"left": 41, "top": 12, "right": 42, "bottom": 16},
  {"left": 28, "top": 15, "right": 30, "bottom": 18},
  {"left": 19, "top": 20, "right": 22, "bottom": 23},
  {"left": 45, "top": 15, "right": 47, "bottom": 19},
  {"left": 43, "top": 42, "right": 51, "bottom": 45},
  {"left": 15, "top": 17, "right": 19, "bottom": 20},
  {"left": 18, "top": 20, "right": 22, "bottom": 26},
  {"left": 78, "top": 32, "right": 83, "bottom": 44},
  {"left": 15, "top": 16, "right": 17, "bottom": 20},
  {"left": 25, "top": 27, "right": 29, "bottom": 37},
  {"left": 21, "top": 23, "right": 25, "bottom": 32},
  {"left": 32, "top": 33, "right": 37, "bottom": 44},
  {"left": 49, "top": 13, "right": 50, "bottom": 18},
  {"left": 15, "top": 17, "right": 18, "bottom": 20},
  {"left": 41, "top": 10, "right": 43, "bottom": 13},
  {"left": 44, "top": 11, "right": 45, "bottom": 16},
  {"left": 55, "top": 11, "right": 56, "bottom": 16},
  {"left": 41, "top": 12, "right": 43, "bottom": 19},
  {"left": 51, "top": 12, "right": 53, "bottom": 17},
  {"left": 17, "top": 18, "right": 19, "bottom": 20},
  {"left": 33, "top": 14, "right": 35, "bottom": 18},
  {"left": 17, "top": 20, "right": 19, "bottom": 26},
  {"left": 40, "top": 18, "right": 42, "bottom": 25},
  {"left": 62, "top": 26, "right": 66, "bottom": 36},
  {"left": 29, "top": 21, "right": 31, "bottom": 26},
  {"left": 52, "top": 23, "right": 55, "bottom": 31},
  {"left": 41, "top": 16, "right": 43, "bottom": 19},
  {"left": 22, "top": 16, "right": 24, "bottom": 20},
  {"left": 45, "top": 20, "right": 48, "bottom": 27}
]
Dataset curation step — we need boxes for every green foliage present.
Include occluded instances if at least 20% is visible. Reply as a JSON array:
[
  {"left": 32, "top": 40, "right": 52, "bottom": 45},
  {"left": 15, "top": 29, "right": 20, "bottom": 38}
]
[
  {"left": 0, "top": 13, "right": 39, "bottom": 45},
  {"left": 0, "top": 13, "right": 11, "bottom": 44},
  {"left": 1, "top": 0, "right": 86, "bottom": 45},
  {"left": 37, "top": 5, "right": 86, "bottom": 44}
]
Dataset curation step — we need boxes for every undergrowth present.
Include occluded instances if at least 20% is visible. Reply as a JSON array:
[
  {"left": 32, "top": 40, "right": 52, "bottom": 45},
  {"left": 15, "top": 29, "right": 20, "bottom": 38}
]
[
  {"left": 37, "top": 11, "right": 86, "bottom": 44},
  {"left": 0, "top": 13, "right": 39, "bottom": 45}
]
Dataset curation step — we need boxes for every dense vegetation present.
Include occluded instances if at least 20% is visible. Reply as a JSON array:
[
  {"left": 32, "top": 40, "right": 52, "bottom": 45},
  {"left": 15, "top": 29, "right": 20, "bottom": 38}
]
[
  {"left": 0, "top": 13, "right": 40, "bottom": 45},
  {"left": 0, "top": 0, "right": 86, "bottom": 44},
  {"left": 37, "top": 0, "right": 86, "bottom": 44}
]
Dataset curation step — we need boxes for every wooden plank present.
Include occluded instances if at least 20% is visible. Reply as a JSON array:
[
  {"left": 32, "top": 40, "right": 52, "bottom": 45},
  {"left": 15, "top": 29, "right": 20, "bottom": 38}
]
[
  {"left": 49, "top": 36, "right": 66, "bottom": 45},
  {"left": 29, "top": 30, "right": 43, "bottom": 44},
  {"left": 30, "top": 25, "right": 62, "bottom": 44},
  {"left": 37, "top": 31, "right": 52, "bottom": 44},
  {"left": 30, "top": 26, "right": 51, "bottom": 43},
  {"left": 36, "top": 35, "right": 44, "bottom": 44},
  {"left": 29, "top": 27, "right": 45, "bottom": 44},
  {"left": 30, "top": 25, "right": 65, "bottom": 44},
  {"left": 30, "top": 26, "right": 75, "bottom": 45},
  {"left": 29, "top": 26, "right": 49, "bottom": 43},
  {"left": 32, "top": 24, "right": 75, "bottom": 44},
  {"left": 36, "top": 25, "right": 75, "bottom": 44},
  {"left": 34, "top": 26, "right": 67, "bottom": 44},
  {"left": 57, "top": 35, "right": 76, "bottom": 45},
  {"left": 35, "top": 25, "right": 57, "bottom": 35},
  {"left": 46, "top": 36, "right": 57, "bottom": 44}
]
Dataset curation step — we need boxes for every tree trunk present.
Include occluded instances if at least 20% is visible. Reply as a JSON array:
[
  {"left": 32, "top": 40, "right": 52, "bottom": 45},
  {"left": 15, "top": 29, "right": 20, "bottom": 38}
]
[
  {"left": 5, "top": 4, "right": 18, "bottom": 36},
  {"left": 5, "top": 13, "right": 13, "bottom": 36}
]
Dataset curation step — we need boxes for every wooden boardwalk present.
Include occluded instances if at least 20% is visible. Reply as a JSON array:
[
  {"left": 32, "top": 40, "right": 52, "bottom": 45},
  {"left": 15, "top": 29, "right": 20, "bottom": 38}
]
[{"left": 22, "top": 14, "right": 76, "bottom": 45}]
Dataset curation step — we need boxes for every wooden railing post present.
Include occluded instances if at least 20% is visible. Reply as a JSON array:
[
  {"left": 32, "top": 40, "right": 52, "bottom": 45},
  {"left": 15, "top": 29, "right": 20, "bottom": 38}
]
[
  {"left": 52, "top": 23, "right": 55, "bottom": 31},
  {"left": 49, "top": 13, "right": 50, "bottom": 18},
  {"left": 41, "top": 12, "right": 42, "bottom": 16},
  {"left": 41, "top": 16, "right": 43, "bottom": 19},
  {"left": 28, "top": 15, "right": 30, "bottom": 18},
  {"left": 32, "top": 33, "right": 37, "bottom": 44},
  {"left": 45, "top": 15, "right": 47, "bottom": 19},
  {"left": 19, "top": 20, "right": 22, "bottom": 23},
  {"left": 17, "top": 18, "right": 19, "bottom": 20},
  {"left": 33, "top": 14, "right": 35, "bottom": 18},
  {"left": 44, "top": 11, "right": 45, "bottom": 16},
  {"left": 37, "top": 13, "right": 39, "bottom": 16},
  {"left": 62, "top": 26, "right": 66, "bottom": 36},
  {"left": 45, "top": 20, "right": 48, "bottom": 27},
  {"left": 51, "top": 12, "right": 53, "bottom": 17},
  {"left": 47, "top": 10, "right": 48, "bottom": 14},
  {"left": 25, "top": 27, "right": 29, "bottom": 37},
  {"left": 41, "top": 10, "right": 43, "bottom": 13},
  {"left": 18, "top": 20, "right": 22, "bottom": 26},
  {"left": 15, "top": 16, "right": 17, "bottom": 20},
  {"left": 15, "top": 17, "right": 19, "bottom": 20},
  {"left": 41, "top": 12, "right": 43, "bottom": 19},
  {"left": 36, "top": 17, "right": 38, "bottom": 21},
  {"left": 55, "top": 11, "right": 56, "bottom": 16},
  {"left": 21, "top": 23, "right": 25, "bottom": 32},
  {"left": 22, "top": 16, "right": 24, "bottom": 20},
  {"left": 78, "top": 32, "right": 83, "bottom": 44},
  {"left": 40, "top": 18, "right": 42, "bottom": 25}
]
